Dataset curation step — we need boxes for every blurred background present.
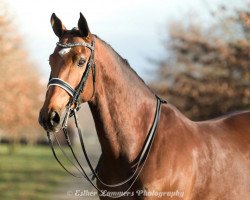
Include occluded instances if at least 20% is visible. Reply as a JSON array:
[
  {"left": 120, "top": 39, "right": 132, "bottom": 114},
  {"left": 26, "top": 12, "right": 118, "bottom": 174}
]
[{"left": 0, "top": 0, "right": 249, "bottom": 199}]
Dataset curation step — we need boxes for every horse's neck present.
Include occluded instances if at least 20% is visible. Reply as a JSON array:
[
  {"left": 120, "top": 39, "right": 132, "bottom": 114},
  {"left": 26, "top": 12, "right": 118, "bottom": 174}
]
[{"left": 88, "top": 37, "right": 156, "bottom": 163}]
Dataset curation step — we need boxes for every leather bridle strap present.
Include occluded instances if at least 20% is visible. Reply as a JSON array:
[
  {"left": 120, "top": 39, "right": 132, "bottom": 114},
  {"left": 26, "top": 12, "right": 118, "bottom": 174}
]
[
  {"left": 47, "top": 36, "right": 95, "bottom": 110},
  {"left": 75, "top": 96, "right": 165, "bottom": 188},
  {"left": 47, "top": 95, "right": 166, "bottom": 198},
  {"left": 47, "top": 78, "right": 75, "bottom": 97},
  {"left": 59, "top": 96, "right": 166, "bottom": 199},
  {"left": 46, "top": 131, "right": 85, "bottom": 178},
  {"left": 56, "top": 41, "right": 94, "bottom": 50}
]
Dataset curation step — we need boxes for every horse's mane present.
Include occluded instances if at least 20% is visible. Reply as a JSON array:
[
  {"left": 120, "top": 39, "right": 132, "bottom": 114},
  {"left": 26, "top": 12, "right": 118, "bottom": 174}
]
[{"left": 94, "top": 34, "right": 146, "bottom": 85}]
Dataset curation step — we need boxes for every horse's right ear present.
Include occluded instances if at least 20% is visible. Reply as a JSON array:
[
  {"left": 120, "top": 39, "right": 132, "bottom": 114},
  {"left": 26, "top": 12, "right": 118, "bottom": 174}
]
[
  {"left": 50, "top": 13, "right": 66, "bottom": 38},
  {"left": 78, "top": 13, "right": 90, "bottom": 37}
]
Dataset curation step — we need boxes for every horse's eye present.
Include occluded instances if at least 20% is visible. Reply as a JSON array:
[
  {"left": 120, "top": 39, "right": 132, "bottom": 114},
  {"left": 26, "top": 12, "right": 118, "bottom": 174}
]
[{"left": 77, "top": 58, "right": 86, "bottom": 67}]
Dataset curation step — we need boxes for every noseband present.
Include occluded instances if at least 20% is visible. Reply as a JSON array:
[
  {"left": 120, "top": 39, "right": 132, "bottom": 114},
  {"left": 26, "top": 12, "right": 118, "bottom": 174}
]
[{"left": 46, "top": 35, "right": 167, "bottom": 198}]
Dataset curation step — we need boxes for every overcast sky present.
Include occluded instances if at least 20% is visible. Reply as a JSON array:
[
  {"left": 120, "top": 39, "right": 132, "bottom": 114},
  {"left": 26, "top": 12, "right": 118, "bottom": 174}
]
[{"left": 6, "top": 0, "right": 244, "bottom": 81}]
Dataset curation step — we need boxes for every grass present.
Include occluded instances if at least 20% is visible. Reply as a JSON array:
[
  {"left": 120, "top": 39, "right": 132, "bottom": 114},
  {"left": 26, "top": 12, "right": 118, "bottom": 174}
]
[{"left": 0, "top": 144, "right": 72, "bottom": 200}]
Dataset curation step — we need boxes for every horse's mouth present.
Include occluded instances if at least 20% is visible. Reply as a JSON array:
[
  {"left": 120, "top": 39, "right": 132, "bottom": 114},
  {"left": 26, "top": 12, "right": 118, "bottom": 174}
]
[{"left": 45, "top": 125, "right": 61, "bottom": 133}]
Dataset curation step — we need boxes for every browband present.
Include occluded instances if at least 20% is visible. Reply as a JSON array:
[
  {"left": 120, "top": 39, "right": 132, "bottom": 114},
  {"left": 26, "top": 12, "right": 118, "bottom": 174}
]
[{"left": 56, "top": 42, "right": 93, "bottom": 50}]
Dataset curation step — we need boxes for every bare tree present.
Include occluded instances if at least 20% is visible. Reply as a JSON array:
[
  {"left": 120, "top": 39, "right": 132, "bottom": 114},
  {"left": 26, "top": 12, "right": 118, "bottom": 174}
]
[{"left": 150, "top": 5, "right": 250, "bottom": 120}]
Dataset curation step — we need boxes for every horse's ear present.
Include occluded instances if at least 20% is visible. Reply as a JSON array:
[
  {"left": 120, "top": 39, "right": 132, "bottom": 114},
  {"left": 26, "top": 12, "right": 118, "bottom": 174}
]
[
  {"left": 50, "top": 13, "right": 66, "bottom": 38},
  {"left": 78, "top": 13, "right": 90, "bottom": 37}
]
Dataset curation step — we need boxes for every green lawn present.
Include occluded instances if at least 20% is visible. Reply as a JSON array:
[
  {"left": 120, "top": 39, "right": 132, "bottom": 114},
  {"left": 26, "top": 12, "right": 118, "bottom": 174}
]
[{"left": 0, "top": 144, "right": 72, "bottom": 200}]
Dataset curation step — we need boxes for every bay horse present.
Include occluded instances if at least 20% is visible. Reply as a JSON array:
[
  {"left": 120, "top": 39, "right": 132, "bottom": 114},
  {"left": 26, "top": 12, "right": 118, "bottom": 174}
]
[{"left": 39, "top": 13, "right": 250, "bottom": 200}]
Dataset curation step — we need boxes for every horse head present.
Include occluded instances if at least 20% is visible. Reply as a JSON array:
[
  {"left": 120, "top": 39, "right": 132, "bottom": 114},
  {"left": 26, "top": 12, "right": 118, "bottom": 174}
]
[{"left": 39, "top": 13, "right": 95, "bottom": 132}]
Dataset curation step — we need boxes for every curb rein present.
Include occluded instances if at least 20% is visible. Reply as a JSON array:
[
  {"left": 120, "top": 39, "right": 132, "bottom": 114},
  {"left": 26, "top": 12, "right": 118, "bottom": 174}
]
[{"left": 46, "top": 36, "right": 167, "bottom": 198}]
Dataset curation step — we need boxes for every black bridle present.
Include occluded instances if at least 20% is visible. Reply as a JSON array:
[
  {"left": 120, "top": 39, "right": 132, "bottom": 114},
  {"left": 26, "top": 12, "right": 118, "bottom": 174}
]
[
  {"left": 48, "top": 37, "right": 96, "bottom": 115},
  {"left": 46, "top": 36, "right": 166, "bottom": 198}
]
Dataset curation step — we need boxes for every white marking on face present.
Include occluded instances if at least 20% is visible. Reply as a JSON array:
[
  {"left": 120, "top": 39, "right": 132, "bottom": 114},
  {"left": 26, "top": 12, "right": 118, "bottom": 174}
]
[{"left": 58, "top": 48, "right": 71, "bottom": 57}]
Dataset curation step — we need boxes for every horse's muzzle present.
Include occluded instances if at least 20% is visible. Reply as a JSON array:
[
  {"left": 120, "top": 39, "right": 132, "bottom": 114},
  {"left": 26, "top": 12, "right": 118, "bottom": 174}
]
[{"left": 39, "top": 109, "right": 61, "bottom": 132}]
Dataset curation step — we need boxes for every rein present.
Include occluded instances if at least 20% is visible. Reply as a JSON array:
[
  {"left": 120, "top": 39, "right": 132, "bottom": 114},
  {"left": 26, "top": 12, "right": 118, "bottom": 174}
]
[{"left": 46, "top": 36, "right": 166, "bottom": 198}]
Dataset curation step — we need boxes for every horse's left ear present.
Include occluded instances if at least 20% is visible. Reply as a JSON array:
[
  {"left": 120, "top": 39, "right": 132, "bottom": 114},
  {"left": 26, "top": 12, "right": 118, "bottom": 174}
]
[{"left": 78, "top": 13, "right": 90, "bottom": 37}]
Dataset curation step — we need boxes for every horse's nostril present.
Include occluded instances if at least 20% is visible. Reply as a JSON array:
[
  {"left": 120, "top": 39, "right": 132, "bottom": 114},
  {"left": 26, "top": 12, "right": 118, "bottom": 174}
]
[{"left": 50, "top": 111, "right": 60, "bottom": 127}]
